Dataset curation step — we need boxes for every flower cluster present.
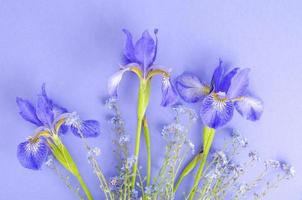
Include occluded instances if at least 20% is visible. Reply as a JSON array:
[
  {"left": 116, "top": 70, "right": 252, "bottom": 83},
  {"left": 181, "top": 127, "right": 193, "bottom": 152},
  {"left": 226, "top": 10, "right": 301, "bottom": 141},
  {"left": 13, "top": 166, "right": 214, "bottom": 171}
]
[{"left": 15, "top": 29, "right": 294, "bottom": 200}]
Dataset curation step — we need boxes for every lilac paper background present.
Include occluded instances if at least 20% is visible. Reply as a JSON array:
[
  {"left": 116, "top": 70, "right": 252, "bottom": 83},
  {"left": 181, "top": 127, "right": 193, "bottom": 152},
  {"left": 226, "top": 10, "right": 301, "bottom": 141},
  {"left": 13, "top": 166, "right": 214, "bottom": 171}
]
[{"left": 0, "top": 0, "right": 301, "bottom": 199}]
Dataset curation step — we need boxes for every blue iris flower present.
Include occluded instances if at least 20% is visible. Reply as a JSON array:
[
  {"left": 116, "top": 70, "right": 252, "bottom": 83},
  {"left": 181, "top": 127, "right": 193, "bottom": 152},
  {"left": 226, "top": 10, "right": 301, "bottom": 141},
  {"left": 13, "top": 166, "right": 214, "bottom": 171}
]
[
  {"left": 175, "top": 60, "right": 263, "bottom": 129},
  {"left": 16, "top": 84, "right": 100, "bottom": 170},
  {"left": 108, "top": 29, "right": 177, "bottom": 106}
]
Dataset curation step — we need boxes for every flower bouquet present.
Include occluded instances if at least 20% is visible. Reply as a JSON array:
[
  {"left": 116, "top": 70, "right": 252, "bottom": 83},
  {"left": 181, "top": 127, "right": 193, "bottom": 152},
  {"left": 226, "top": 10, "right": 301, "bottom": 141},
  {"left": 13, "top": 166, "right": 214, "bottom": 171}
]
[{"left": 16, "top": 29, "right": 295, "bottom": 200}]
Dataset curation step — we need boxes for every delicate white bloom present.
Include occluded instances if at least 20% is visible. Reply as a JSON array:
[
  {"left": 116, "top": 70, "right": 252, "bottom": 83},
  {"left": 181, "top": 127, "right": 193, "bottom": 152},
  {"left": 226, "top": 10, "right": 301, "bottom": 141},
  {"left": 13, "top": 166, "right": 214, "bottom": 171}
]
[
  {"left": 264, "top": 159, "right": 280, "bottom": 169},
  {"left": 249, "top": 151, "right": 260, "bottom": 161}
]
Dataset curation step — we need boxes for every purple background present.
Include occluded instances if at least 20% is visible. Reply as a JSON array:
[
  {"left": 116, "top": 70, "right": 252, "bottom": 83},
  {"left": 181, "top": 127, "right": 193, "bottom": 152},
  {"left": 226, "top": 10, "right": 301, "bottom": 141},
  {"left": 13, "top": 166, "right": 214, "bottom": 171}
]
[{"left": 0, "top": 0, "right": 301, "bottom": 199}]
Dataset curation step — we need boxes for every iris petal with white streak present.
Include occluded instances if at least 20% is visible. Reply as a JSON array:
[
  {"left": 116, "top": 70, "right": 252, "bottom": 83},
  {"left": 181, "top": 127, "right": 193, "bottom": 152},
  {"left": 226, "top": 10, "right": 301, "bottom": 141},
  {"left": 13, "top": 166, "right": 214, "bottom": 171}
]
[
  {"left": 234, "top": 96, "right": 263, "bottom": 121},
  {"left": 200, "top": 93, "right": 234, "bottom": 129},
  {"left": 176, "top": 72, "right": 209, "bottom": 103}
]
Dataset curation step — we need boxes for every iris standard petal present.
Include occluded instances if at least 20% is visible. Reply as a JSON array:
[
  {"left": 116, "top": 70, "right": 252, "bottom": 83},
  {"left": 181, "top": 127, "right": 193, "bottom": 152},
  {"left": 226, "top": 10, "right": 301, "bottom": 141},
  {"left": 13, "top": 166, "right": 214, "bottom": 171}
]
[
  {"left": 234, "top": 96, "right": 263, "bottom": 121},
  {"left": 108, "top": 68, "right": 130, "bottom": 98},
  {"left": 36, "top": 94, "right": 54, "bottom": 126},
  {"left": 219, "top": 68, "right": 239, "bottom": 93},
  {"left": 227, "top": 68, "right": 250, "bottom": 99},
  {"left": 16, "top": 97, "right": 42, "bottom": 126},
  {"left": 134, "top": 30, "right": 156, "bottom": 71},
  {"left": 17, "top": 139, "right": 49, "bottom": 170},
  {"left": 200, "top": 93, "right": 234, "bottom": 129},
  {"left": 211, "top": 60, "right": 224, "bottom": 92},
  {"left": 71, "top": 120, "right": 100, "bottom": 138},
  {"left": 122, "top": 29, "right": 136, "bottom": 64},
  {"left": 175, "top": 72, "right": 209, "bottom": 103},
  {"left": 52, "top": 103, "right": 69, "bottom": 134},
  {"left": 161, "top": 77, "right": 178, "bottom": 107}
]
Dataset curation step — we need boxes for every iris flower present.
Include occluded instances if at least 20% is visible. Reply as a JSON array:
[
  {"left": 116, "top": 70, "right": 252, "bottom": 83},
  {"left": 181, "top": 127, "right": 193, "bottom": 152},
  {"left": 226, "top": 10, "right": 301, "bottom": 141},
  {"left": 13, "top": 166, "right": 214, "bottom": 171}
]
[
  {"left": 175, "top": 60, "right": 263, "bottom": 129},
  {"left": 108, "top": 29, "right": 177, "bottom": 188},
  {"left": 174, "top": 60, "right": 263, "bottom": 199},
  {"left": 16, "top": 84, "right": 99, "bottom": 200}
]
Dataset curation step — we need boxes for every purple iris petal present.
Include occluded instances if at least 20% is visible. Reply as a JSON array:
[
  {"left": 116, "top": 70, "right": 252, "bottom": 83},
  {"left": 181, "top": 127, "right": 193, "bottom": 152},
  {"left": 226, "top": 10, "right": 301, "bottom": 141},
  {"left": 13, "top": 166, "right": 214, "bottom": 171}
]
[
  {"left": 16, "top": 97, "right": 42, "bottom": 126},
  {"left": 211, "top": 60, "right": 224, "bottom": 92},
  {"left": 134, "top": 30, "right": 157, "bottom": 72},
  {"left": 219, "top": 68, "right": 239, "bottom": 93},
  {"left": 227, "top": 68, "right": 250, "bottom": 99},
  {"left": 52, "top": 103, "right": 68, "bottom": 134},
  {"left": 175, "top": 72, "right": 208, "bottom": 103},
  {"left": 36, "top": 93, "right": 54, "bottom": 126},
  {"left": 108, "top": 67, "right": 131, "bottom": 98},
  {"left": 122, "top": 29, "right": 136, "bottom": 64},
  {"left": 71, "top": 120, "right": 100, "bottom": 138},
  {"left": 17, "top": 139, "right": 49, "bottom": 170},
  {"left": 234, "top": 96, "right": 263, "bottom": 121},
  {"left": 200, "top": 93, "right": 234, "bottom": 129},
  {"left": 161, "top": 77, "right": 178, "bottom": 107}
]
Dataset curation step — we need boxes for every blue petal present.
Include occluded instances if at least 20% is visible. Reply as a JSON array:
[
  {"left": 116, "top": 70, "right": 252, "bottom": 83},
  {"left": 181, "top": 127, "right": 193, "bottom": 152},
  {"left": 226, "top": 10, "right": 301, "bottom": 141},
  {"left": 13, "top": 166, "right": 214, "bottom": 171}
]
[
  {"left": 227, "top": 68, "right": 250, "bottom": 99},
  {"left": 17, "top": 139, "right": 49, "bottom": 170},
  {"left": 16, "top": 97, "right": 42, "bottom": 126},
  {"left": 36, "top": 84, "right": 54, "bottom": 126},
  {"left": 219, "top": 68, "right": 239, "bottom": 93},
  {"left": 52, "top": 103, "right": 69, "bottom": 134},
  {"left": 108, "top": 68, "right": 130, "bottom": 98},
  {"left": 122, "top": 29, "right": 136, "bottom": 64},
  {"left": 234, "top": 96, "right": 263, "bottom": 121},
  {"left": 211, "top": 60, "right": 224, "bottom": 92},
  {"left": 134, "top": 30, "right": 157, "bottom": 72},
  {"left": 71, "top": 120, "right": 100, "bottom": 138},
  {"left": 175, "top": 72, "right": 209, "bottom": 103},
  {"left": 161, "top": 77, "right": 178, "bottom": 107},
  {"left": 200, "top": 93, "right": 234, "bottom": 129}
]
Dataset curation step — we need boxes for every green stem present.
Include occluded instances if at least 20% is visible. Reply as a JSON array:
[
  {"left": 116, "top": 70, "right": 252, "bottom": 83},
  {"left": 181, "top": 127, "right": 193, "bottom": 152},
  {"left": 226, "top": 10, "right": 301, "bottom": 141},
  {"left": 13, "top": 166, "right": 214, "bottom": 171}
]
[
  {"left": 131, "top": 117, "right": 143, "bottom": 188},
  {"left": 188, "top": 126, "right": 215, "bottom": 200},
  {"left": 76, "top": 173, "right": 94, "bottom": 200},
  {"left": 48, "top": 135, "right": 94, "bottom": 200},
  {"left": 173, "top": 151, "right": 203, "bottom": 192},
  {"left": 142, "top": 116, "right": 151, "bottom": 186},
  {"left": 131, "top": 80, "right": 151, "bottom": 189}
]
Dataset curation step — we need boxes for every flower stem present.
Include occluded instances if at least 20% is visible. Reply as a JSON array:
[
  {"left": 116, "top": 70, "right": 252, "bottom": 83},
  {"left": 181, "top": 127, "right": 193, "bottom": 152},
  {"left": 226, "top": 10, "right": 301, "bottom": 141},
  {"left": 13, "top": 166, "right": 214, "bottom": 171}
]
[
  {"left": 48, "top": 135, "right": 94, "bottom": 200},
  {"left": 173, "top": 151, "right": 203, "bottom": 192},
  {"left": 131, "top": 117, "right": 143, "bottom": 188},
  {"left": 188, "top": 126, "right": 215, "bottom": 200},
  {"left": 76, "top": 173, "right": 94, "bottom": 200},
  {"left": 142, "top": 115, "right": 151, "bottom": 186},
  {"left": 131, "top": 80, "right": 151, "bottom": 189}
]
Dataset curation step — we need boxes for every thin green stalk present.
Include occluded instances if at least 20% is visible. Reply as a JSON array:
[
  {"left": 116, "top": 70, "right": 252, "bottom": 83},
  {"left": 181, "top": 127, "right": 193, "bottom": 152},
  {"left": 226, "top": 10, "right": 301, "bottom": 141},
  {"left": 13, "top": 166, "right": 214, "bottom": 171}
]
[
  {"left": 131, "top": 118, "right": 143, "bottom": 188},
  {"left": 188, "top": 126, "right": 215, "bottom": 200},
  {"left": 142, "top": 115, "right": 151, "bottom": 186},
  {"left": 173, "top": 151, "right": 203, "bottom": 192}
]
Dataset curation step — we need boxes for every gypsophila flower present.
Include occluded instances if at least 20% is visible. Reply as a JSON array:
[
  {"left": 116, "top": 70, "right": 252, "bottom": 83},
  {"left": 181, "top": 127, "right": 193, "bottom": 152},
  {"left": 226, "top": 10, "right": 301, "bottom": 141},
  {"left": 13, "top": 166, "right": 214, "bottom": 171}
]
[
  {"left": 185, "top": 140, "right": 195, "bottom": 154},
  {"left": 213, "top": 151, "right": 228, "bottom": 166},
  {"left": 281, "top": 163, "right": 296, "bottom": 178},
  {"left": 119, "top": 134, "right": 130, "bottom": 144},
  {"left": 161, "top": 123, "right": 188, "bottom": 138},
  {"left": 144, "top": 185, "right": 154, "bottom": 196},
  {"left": 87, "top": 147, "right": 101, "bottom": 157},
  {"left": 109, "top": 176, "right": 122, "bottom": 191},
  {"left": 249, "top": 151, "right": 260, "bottom": 161},
  {"left": 232, "top": 131, "right": 248, "bottom": 148},
  {"left": 265, "top": 160, "right": 281, "bottom": 169}
]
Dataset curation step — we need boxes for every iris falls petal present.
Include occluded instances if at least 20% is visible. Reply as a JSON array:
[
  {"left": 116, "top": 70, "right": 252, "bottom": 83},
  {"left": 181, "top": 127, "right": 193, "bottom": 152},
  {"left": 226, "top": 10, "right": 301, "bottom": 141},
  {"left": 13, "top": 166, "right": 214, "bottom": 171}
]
[
  {"left": 108, "top": 68, "right": 130, "bottom": 98},
  {"left": 71, "top": 120, "right": 101, "bottom": 138},
  {"left": 200, "top": 93, "right": 234, "bottom": 129},
  {"left": 234, "top": 96, "right": 263, "bottom": 121},
  {"left": 175, "top": 72, "right": 209, "bottom": 103},
  {"left": 17, "top": 139, "right": 49, "bottom": 170},
  {"left": 161, "top": 77, "right": 178, "bottom": 107},
  {"left": 16, "top": 97, "right": 42, "bottom": 126}
]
